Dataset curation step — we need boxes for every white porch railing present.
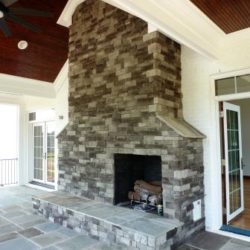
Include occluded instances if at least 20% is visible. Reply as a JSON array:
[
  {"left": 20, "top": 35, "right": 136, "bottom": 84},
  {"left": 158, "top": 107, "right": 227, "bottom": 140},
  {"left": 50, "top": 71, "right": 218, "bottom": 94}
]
[{"left": 0, "top": 158, "right": 18, "bottom": 186}]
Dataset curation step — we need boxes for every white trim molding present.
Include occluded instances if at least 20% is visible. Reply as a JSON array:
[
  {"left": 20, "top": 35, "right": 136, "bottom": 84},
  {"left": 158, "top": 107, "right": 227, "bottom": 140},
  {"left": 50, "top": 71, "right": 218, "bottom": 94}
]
[
  {"left": 104, "top": 0, "right": 221, "bottom": 59},
  {"left": 54, "top": 60, "right": 69, "bottom": 93},
  {"left": 0, "top": 60, "right": 69, "bottom": 99},
  {"left": 57, "top": 0, "right": 86, "bottom": 27},
  {"left": 58, "top": 0, "right": 220, "bottom": 59},
  {"left": 147, "top": 23, "right": 157, "bottom": 33},
  {"left": 57, "top": 0, "right": 250, "bottom": 62},
  {"left": 0, "top": 74, "right": 56, "bottom": 98},
  {"left": 211, "top": 67, "right": 250, "bottom": 81}
]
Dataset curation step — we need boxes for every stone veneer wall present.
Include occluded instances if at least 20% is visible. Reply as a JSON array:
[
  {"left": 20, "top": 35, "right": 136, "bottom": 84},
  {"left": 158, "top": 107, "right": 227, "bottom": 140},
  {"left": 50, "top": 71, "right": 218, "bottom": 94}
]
[{"left": 58, "top": 0, "right": 205, "bottom": 244}]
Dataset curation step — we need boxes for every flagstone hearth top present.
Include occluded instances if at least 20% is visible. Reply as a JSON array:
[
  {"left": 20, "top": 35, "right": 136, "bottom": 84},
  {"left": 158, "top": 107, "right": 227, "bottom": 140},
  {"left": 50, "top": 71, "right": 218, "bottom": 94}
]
[{"left": 33, "top": 191, "right": 182, "bottom": 238}]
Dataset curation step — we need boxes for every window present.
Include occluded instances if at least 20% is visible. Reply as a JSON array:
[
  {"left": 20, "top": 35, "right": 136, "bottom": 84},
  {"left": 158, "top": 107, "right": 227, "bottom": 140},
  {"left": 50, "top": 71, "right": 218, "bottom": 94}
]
[
  {"left": 237, "top": 74, "right": 250, "bottom": 93},
  {"left": 215, "top": 74, "right": 250, "bottom": 96}
]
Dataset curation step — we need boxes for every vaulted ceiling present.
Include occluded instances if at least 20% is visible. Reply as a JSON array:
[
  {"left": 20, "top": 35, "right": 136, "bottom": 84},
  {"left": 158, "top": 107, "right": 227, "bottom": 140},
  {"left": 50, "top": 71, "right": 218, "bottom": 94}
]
[
  {"left": 0, "top": 0, "right": 68, "bottom": 83},
  {"left": 0, "top": 0, "right": 249, "bottom": 85},
  {"left": 190, "top": 0, "right": 250, "bottom": 34}
]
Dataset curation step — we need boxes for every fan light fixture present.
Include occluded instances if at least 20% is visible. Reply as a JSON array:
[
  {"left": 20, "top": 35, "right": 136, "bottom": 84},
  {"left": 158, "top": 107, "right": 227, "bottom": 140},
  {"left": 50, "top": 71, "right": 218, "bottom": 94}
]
[
  {"left": 0, "top": 0, "right": 53, "bottom": 37},
  {"left": 17, "top": 40, "right": 28, "bottom": 50}
]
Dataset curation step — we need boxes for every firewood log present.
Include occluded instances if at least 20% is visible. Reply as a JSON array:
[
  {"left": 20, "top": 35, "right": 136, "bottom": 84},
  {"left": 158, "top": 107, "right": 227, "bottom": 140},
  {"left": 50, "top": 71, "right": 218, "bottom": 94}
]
[
  {"left": 150, "top": 180, "right": 162, "bottom": 186},
  {"left": 128, "top": 191, "right": 140, "bottom": 201},
  {"left": 134, "top": 185, "right": 160, "bottom": 195},
  {"left": 134, "top": 180, "right": 162, "bottom": 194}
]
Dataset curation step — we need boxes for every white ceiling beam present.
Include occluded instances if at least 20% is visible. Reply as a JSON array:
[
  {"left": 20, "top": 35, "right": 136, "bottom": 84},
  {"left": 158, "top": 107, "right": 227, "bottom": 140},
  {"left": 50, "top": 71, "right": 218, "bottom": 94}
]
[
  {"left": 57, "top": 0, "right": 86, "bottom": 27},
  {"left": 57, "top": 0, "right": 249, "bottom": 62},
  {"left": 54, "top": 60, "right": 69, "bottom": 93},
  {"left": 58, "top": 0, "right": 222, "bottom": 59},
  {"left": 0, "top": 74, "right": 56, "bottom": 98}
]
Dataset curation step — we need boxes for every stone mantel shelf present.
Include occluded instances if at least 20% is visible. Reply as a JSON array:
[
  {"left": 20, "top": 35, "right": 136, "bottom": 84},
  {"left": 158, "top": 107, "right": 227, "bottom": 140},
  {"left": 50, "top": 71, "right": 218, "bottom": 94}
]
[{"left": 156, "top": 112, "right": 205, "bottom": 139}]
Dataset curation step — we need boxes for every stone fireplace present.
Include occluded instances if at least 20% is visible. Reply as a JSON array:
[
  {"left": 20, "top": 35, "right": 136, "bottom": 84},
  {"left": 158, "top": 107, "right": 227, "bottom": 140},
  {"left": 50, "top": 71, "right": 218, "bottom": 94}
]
[{"left": 58, "top": 0, "right": 205, "bottom": 244}]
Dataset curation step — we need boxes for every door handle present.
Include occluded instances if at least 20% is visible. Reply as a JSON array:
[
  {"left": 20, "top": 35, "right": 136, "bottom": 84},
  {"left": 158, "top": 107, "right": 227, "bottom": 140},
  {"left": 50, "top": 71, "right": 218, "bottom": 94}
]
[
  {"left": 44, "top": 152, "right": 47, "bottom": 160},
  {"left": 241, "top": 158, "right": 245, "bottom": 169}
]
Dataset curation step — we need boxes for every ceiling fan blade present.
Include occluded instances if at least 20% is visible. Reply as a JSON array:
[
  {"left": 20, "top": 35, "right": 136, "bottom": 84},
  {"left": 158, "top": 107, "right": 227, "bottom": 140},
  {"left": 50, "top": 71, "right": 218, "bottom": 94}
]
[
  {"left": 10, "top": 7, "right": 53, "bottom": 18},
  {"left": 7, "top": 13, "right": 40, "bottom": 32},
  {"left": 0, "top": 18, "right": 11, "bottom": 36},
  {"left": 0, "top": 0, "right": 17, "bottom": 7}
]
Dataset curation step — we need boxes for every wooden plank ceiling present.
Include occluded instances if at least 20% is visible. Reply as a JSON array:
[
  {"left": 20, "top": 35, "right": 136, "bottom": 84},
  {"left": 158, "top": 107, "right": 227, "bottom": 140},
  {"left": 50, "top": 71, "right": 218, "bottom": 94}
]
[
  {"left": 0, "top": 0, "right": 68, "bottom": 83},
  {"left": 190, "top": 0, "right": 250, "bottom": 34}
]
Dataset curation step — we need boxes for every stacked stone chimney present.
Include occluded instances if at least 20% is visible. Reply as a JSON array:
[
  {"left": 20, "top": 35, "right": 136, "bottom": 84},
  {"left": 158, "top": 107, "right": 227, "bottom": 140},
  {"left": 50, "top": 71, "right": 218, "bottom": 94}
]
[{"left": 58, "top": 0, "right": 205, "bottom": 243}]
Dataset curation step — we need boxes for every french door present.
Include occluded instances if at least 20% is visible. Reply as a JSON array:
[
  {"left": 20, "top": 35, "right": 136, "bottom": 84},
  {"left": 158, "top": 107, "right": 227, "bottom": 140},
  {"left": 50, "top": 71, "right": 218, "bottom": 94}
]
[
  {"left": 33, "top": 122, "right": 55, "bottom": 185},
  {"left": 223, "top": 102, "right": 244, "bottom": 223}
]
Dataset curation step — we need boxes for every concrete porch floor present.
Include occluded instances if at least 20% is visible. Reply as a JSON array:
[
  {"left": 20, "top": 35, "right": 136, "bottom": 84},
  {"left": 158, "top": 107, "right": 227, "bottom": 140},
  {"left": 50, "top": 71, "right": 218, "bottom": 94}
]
[{"left": 0, "top": 186, "right": 250, "bottom": 250}]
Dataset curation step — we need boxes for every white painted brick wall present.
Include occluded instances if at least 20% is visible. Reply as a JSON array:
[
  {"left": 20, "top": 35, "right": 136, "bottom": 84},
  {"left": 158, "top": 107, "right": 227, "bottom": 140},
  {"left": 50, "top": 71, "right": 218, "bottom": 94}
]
[
  {"left": 181, "top": 46, "right": 223, "bottom": 230},
  {"left": 181, "top": 45, "right": 250, "bottom": 231}
]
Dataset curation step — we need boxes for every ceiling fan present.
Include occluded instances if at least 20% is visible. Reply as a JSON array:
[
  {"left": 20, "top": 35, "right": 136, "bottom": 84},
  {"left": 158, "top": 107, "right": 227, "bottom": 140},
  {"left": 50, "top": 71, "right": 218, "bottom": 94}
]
[{"left": 0, "top": 0, "right": 53, "bottom": 37}]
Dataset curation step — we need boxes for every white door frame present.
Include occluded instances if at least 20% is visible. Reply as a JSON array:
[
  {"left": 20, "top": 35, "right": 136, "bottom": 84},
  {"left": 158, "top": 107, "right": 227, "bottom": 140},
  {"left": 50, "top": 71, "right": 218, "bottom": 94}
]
[
  {"left": 209, "top": 67, "right": 250, "bottom": 231},
  {"left": 223, "top": 102, "right": 244, "bottom": 223}
]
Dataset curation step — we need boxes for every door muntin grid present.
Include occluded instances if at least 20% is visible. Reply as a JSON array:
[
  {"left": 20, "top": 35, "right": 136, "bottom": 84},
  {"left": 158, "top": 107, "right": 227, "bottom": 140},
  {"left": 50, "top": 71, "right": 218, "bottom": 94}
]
[
  {"left": 46, "top": 123, "right": 55, "bottom": 183},
  {"left": 33, "top": 122, "right": 55, "bottom": 184},
  {"left": 226, "top": 109, "right": 242, "bottom": 215}
]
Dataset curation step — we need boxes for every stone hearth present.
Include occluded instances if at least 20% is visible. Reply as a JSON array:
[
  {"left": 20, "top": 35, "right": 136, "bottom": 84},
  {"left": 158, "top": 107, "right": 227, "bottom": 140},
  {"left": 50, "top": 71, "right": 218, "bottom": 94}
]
[
  {"left": 33, "top": 191, "right": 182, "bottom": 249},
  {"left": 57, "top": 0, "right": 205, "bottom": 248}
]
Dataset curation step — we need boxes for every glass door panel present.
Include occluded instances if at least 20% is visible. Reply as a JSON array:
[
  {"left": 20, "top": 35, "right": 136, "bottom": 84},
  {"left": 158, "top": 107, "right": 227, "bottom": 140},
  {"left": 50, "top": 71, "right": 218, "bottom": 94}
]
[
  {"left": 33, "top": 124, "right": 44, "bottom": 181},
  {"left": 46, "top": 122, "right": 55, "bottom": 183},
  {"left": 224, "top": 102, "right": 244, "bottom": 223},
  {"left": 33, "top": 122, "right": 55, "bottom": 185}
]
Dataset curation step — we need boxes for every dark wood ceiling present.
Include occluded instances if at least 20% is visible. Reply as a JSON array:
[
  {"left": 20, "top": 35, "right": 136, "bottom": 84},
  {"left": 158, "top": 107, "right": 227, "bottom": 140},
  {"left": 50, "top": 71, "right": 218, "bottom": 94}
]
[
  {"left": 190, "top": 0, "right": 250, "bottom": 34},
  {"left": 0, "top": 0, "right": 68, "bottom": 83}
]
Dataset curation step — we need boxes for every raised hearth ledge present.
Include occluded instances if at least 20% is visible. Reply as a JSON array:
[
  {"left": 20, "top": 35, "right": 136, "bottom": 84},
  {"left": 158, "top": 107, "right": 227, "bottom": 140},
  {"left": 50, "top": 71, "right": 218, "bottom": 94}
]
[{"left": 33, "top": 191, "right": 183, "bottom": 249}]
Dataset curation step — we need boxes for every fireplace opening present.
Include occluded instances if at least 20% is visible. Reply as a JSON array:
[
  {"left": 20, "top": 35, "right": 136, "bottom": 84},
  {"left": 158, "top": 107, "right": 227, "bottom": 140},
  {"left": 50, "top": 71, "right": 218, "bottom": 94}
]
[{"left": 114, "top": 154, "right": 162, "bottom": 214}]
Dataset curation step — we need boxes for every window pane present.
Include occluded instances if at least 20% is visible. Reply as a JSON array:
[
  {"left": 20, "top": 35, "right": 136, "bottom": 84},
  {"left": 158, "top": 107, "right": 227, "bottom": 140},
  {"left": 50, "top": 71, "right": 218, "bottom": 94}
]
[
  {"left": 215, "top": 77, "right": 235, "bottom": 96},
  {"left": 237, "top": 74, "right": 250, "bottom": 93}
]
